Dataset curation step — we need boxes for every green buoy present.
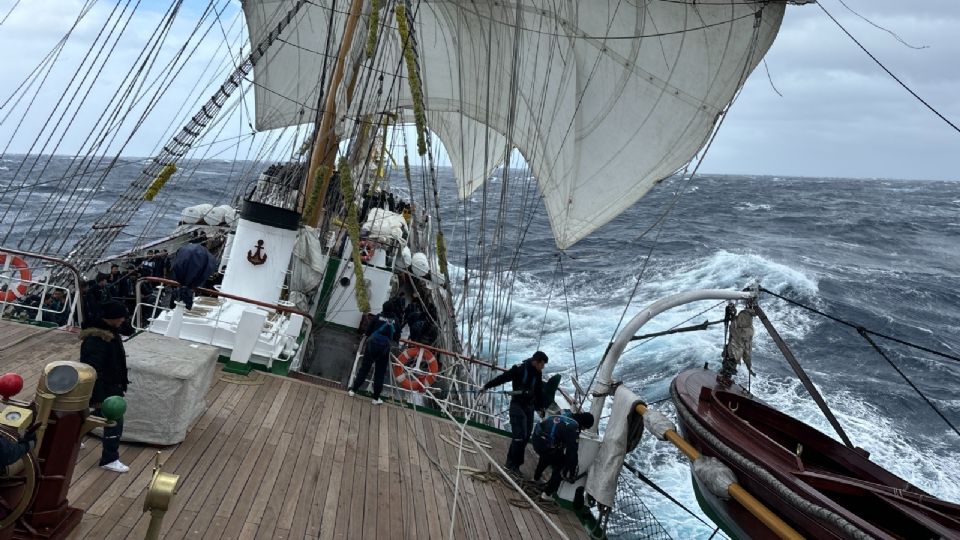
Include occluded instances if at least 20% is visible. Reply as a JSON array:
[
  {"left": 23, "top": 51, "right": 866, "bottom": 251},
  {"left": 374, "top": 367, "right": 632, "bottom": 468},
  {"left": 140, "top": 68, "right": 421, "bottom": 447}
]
[{"left": 101, "top": 396, "right": 127, "bottom": 421}]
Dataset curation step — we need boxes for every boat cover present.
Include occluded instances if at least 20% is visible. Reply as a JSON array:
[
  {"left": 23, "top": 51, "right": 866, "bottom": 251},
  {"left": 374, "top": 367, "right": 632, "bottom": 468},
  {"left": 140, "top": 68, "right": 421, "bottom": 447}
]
[
  {"left": 362, "top": 208, "right": 408, "bottom": 244},
  {"left": 118, "top": 332, "right": 219, "bottom": 445},
  {"left": 585, "top": 385, "right": 645, "bottom": 508}
]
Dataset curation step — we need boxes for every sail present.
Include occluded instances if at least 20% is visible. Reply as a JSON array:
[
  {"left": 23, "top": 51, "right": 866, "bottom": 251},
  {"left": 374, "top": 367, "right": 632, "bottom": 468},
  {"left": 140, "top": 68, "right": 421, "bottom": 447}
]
[
  {"left": 427, "top": 111, "right": 506, "bottom": 199},
  {"left": 244, "top": 0, "right": 788, "bottom": 248}
]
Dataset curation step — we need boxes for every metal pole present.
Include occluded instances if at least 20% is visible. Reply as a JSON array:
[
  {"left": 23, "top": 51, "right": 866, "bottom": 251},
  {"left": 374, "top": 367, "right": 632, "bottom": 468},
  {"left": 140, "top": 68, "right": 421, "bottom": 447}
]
[
  {"left": 587, "top": 289, "right": 757, "bottom": 434},
  {"left": 752, "top": 304, "right": 853, "bottom": 448}
]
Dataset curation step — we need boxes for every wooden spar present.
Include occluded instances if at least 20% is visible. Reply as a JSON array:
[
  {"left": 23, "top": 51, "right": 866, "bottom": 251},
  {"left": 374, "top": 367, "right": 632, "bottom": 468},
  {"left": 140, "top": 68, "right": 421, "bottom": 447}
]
[
  {"left": 634, "top": 402, "right": 805, "bottom": 540},
  {"left": 304, "top": 0, "right": 366, "bottom": 226}
]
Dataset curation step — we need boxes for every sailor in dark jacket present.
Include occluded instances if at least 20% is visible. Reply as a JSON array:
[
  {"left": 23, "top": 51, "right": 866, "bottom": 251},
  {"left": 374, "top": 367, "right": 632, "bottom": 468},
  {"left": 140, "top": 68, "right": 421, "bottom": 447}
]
[
  {"left": 348, "top": 301, "right": 402, "bottom": 405},
  {"left": 79, "top": 301, "right": 131, "bottom": 473},
  {"left": 481, "top": 351, "right": 549, "bottom": 474},
  {"left": 532, "top": 411, "right": 594, "bottom": 499}
]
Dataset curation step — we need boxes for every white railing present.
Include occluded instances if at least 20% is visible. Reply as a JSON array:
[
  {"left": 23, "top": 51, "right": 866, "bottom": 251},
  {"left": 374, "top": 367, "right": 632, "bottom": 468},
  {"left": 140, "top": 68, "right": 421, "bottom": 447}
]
[
  {"left": 347, "top": 338, "right": 513, "bottom": 429},
  {"left": 0, "top": 248, "right": 83, "bottom": 327},
  {"left": 133, "top": 276, "right": 313, "bottom": 367}
]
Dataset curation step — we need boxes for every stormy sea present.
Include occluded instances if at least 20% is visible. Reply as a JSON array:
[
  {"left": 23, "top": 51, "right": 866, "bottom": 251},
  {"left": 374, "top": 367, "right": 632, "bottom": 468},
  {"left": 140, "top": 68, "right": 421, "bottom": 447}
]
[{"left": 2, "top": 155, "right": 959, "bottom": 538}]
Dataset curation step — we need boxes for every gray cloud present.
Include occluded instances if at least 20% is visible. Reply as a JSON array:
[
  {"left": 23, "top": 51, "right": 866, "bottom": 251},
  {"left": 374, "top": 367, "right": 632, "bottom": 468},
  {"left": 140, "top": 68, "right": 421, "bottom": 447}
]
[
  {"left": 1, "top": 0, "right": 957, "bottom": 181},
  {"left": 704, "top": 0, "right": 960, "bottom": 180}
]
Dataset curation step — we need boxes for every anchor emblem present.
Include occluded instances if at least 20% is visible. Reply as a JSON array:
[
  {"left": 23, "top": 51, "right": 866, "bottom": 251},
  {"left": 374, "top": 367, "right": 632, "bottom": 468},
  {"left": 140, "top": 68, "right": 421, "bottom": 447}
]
[{"left": 247, "top": 239, "right": 268, "bottom": 265}]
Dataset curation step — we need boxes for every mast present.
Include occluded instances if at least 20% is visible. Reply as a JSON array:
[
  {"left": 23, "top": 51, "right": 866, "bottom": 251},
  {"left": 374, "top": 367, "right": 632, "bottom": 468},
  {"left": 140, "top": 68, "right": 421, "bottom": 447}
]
[{"left": 303, "top": 0, "right": 366, "bottom": 227}]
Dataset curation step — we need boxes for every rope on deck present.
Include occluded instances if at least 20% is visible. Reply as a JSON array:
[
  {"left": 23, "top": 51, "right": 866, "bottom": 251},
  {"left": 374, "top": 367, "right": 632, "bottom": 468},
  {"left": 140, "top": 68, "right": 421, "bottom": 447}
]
[
  {"left": 454, "top": 465, "right": 561, "bottom": 514},
  {"left": 394, "top": 361, "right": 572, "bottom": 540}
]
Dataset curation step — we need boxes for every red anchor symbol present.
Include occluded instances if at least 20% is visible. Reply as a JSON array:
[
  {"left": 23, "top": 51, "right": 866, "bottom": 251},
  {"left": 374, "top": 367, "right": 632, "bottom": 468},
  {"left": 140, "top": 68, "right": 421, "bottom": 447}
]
[{"left": 247, "top": 239, "right": 268, "bottom": 265}]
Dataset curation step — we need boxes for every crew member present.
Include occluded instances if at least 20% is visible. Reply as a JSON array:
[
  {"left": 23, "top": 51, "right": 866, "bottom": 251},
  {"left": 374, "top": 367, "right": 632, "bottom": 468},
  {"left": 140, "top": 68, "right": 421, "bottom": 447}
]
[
  {"left": 79, "top": 301, "right": 131, "bottom": 473},
  {"left": 349, "top": 300, "right": 401, "bottom": 405},
  {"left": 532, "top": 411, "right": 594, "bottom": 499},
  {"left": 481, "top": 351, "right": 548, "bottom": 474}
]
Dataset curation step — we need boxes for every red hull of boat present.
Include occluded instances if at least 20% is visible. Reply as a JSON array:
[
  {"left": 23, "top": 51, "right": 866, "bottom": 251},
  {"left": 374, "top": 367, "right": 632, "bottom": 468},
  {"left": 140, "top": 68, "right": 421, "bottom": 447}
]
[{"left": 671, "top": 368, "right": 960, "bottom": 540}]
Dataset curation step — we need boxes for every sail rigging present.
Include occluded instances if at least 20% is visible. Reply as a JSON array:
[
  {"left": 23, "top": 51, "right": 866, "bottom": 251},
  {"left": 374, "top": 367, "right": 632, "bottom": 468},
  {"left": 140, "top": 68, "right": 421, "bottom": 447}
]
[{"left": 244, "top": 0, "right": 791, "bottom": 249}]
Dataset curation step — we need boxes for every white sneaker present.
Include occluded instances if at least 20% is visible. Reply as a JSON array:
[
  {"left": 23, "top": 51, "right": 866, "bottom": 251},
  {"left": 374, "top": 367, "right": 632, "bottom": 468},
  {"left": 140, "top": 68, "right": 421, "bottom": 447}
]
[
  {"left": 100, "top": 460, "right": 129, "bottom": 473},
  {"left": 539, "top": 492, "right": 553, "bottom": 502},
  {"left": 348, "top": 390, "right": 355, "bottom": 397},
  {"left": 372, "top": 399, "right": 383, "bottom": 405},
  {"left": 80, "top": 441, "right": 85, "bottom": 449}
]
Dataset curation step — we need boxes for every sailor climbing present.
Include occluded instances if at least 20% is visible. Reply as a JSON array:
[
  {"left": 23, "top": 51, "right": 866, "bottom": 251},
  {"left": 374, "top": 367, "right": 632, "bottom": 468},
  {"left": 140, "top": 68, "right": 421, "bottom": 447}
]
[
  {"left": 480, "top": 351, "right": 549, "bottom": 475},
  {"left": 349, "top": 300, "right": 402, "bottom": 405},
  {"left": 532, "top": 411, "right": 593, "bottom": 500}
]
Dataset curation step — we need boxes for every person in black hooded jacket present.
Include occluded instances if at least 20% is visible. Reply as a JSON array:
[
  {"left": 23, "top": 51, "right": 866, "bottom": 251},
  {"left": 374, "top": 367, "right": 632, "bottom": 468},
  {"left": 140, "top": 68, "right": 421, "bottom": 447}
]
[
  {"left": 79, "top": 301, "right": 131, "bottom": 473},
  {"left": 481, "top": 351, "right": 549, "bottom": 474}
]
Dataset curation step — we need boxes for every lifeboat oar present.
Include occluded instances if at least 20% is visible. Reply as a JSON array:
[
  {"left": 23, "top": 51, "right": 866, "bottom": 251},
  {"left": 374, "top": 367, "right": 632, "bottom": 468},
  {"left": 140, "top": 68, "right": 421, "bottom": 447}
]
[{"left": 635, "top": 402, "right": 804, "bottom": 540}]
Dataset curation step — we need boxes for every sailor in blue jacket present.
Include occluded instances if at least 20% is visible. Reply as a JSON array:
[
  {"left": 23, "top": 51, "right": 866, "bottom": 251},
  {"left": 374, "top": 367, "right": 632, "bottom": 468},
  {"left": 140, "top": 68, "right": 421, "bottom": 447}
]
[
  {"left": 349, "top": 301, "right": 402, "bottom": 405},
  {"left": 481, "top": 351, "right": 548, "bottom": 474},
  {"left": 531, "top": 411, "right": 594, "bottom": 498}
]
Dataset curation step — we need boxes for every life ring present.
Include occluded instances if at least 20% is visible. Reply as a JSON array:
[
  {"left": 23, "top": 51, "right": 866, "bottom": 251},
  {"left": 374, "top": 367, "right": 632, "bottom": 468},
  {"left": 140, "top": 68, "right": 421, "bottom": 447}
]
[
  {"left": 358, "top": 239, "right": 376, "bottom": 263},
  {"left": 392, "top": 346, "right": 439, "bottom": 392},
  {"left": 0, "top": 253, "right": 31, "bottom": 302}
]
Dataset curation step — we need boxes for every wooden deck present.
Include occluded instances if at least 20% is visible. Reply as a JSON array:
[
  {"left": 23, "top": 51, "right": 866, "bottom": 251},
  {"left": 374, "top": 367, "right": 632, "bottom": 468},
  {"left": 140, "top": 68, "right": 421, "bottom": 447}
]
[{"left": 0, "top": 321, "right": 589, "bottom": 539}]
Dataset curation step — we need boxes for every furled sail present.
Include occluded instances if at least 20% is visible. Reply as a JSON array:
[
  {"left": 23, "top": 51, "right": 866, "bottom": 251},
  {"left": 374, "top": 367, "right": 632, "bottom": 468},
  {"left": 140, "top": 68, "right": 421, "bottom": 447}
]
[{"left": 244, "top": 0, "right": 789, "bottom": 248}]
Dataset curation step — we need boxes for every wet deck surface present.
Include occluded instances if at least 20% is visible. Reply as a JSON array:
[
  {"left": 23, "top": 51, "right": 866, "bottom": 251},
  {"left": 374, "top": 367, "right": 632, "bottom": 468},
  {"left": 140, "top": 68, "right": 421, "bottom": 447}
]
[{"left": 0, "top": 320, "right": 588, "bottom": 539}]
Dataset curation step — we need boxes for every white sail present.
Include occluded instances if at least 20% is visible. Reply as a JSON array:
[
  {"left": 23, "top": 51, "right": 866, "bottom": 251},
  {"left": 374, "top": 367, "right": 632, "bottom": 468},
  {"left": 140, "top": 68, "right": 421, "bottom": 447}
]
[
  {"left": 427, "top": 111, "right": 506, "bottom": 199},
  {"left": 244, "top": 0, "right": 788, "bottom": 248}
]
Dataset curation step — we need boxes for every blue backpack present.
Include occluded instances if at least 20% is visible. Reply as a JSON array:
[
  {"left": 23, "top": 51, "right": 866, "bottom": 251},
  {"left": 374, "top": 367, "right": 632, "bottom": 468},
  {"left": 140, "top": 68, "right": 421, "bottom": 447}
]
[
  {"left": 535, "top": 414, "right": 578, "bottom": 446},
  {"left": 368, "top": 318, "right": 396, "bottom": 346}
]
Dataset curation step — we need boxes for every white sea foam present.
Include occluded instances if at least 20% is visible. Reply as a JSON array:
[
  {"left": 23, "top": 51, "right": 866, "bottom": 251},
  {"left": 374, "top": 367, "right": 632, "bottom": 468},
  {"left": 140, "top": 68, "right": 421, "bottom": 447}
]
[
  {"left": 454, "top": 248, "right": 957, "bottom": 536},
  {"left": 735, "top": 202, "right": 771, "bottom": 211}
]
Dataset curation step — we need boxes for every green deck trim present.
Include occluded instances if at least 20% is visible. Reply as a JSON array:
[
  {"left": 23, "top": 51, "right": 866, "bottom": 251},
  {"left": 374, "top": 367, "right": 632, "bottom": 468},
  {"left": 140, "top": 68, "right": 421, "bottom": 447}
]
[
  {"left": 0, "top": 317, "right": 58, "bottom": 329},
  {"left": 219, "top": 355, "right": 291, "bottom": 376},
  {"left": 553, "top": 495, "right": 606, "bottom": 539},
  {"left": 315, "top": 257, "right": 342, "bottom": 322},
  {"left": 222, "top": 360, "right": 254, "bottom": 375},
  {"left": 692, "top": 476, "right": 738, "bottom": 539}
]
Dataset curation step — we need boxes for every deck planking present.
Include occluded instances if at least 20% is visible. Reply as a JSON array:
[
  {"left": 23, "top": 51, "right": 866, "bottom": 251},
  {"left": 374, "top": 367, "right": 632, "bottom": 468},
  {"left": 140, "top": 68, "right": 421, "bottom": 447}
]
[{"left": 0, "top": 320, "right": 588, "bottom": 539}]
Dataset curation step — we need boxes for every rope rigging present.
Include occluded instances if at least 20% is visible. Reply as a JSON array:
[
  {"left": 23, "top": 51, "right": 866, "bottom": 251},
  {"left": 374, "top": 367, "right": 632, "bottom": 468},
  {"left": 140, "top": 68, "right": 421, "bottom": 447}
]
[
  {"left": 757, "top": 287, "right": 960, "bottom": 440},
  {"left": 581, "top": 6, "right": 768, "bottom": 408},
  {"left": 817, "top": 2, "right": 960, "bottom": 135}
]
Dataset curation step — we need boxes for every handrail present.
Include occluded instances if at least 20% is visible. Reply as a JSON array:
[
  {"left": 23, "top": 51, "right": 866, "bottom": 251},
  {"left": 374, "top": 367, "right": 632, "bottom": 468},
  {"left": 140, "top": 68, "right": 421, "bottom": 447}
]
[
  {"left": 400, "top": 338, "right": 580, "bottom": 408},
  {"left": 133, "top": 276, "right": 313, "bottom": 369},
  {"left": 0, "top": 247, "right": 84, "bottom": 327},
  {"left": 135, "top": 276, "right": 313, "bottom": 324},
  {"left": 400, "top": 338, "right": 506, "bottom": 372},
  {"left": 348, "top": 339, "right": 507, "bottom": 428}
]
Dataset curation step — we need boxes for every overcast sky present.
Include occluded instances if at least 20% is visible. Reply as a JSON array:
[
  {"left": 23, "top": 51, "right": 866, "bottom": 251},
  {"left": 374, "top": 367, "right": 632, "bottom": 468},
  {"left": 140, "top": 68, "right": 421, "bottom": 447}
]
[{"left": 0, "top": 0, "right": 957, "bottom": 181}]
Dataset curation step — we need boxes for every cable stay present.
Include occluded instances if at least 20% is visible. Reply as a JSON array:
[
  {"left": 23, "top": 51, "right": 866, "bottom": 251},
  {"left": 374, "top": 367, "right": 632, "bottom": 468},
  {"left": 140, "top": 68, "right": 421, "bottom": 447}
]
[
  {"left": 622, "top": 461, "right": 724, "bottom": 538},
  {"left": 757, "top": 287, "right": 960, "bottom": 440}
]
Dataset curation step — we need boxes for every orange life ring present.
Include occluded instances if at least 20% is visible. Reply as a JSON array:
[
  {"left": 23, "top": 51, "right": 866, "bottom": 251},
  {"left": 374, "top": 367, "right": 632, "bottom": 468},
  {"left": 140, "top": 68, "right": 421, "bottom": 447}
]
[
  {"left": 359, "top": 239, "right": 376, "bottom": 263},
  {"left": 0, "top": 253, "right": 31, "bottom": 303},
  {"left": 392, "top": 346, "right": 439, "bottom": 392}
]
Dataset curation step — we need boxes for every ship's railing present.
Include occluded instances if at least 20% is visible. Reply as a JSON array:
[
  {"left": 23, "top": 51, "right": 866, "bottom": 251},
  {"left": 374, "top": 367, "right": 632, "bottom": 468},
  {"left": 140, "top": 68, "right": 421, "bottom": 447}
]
[
  {"left": 133, "top": 276, "right": 314, "bottom": 364},
  {"left": 350, "top": 337, "right": 506, "bottom": 428},
  {"left": 348, "top": 338, "right": 524, "bottom": 429},
  {"left": 0, "top": 247, "right": 83, "bottom": 327}
]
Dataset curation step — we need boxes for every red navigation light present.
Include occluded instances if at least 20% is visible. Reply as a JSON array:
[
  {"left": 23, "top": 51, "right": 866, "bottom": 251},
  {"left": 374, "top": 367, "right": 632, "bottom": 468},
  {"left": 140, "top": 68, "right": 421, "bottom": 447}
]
[{"left": 0, "top": 373, "right": 23, "bottom": 400}]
